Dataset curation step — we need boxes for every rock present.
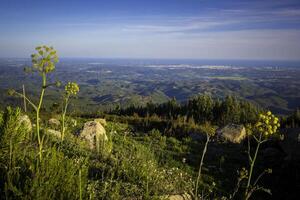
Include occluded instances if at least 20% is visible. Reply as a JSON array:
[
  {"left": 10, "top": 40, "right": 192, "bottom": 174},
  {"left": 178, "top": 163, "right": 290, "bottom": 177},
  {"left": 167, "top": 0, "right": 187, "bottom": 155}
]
[
  {"left": 46, "top": 129, "right": 61, "bottom": 138},
  {"left": 80, "top": 121, "right": 108, "bottom": 149},
  {"left": 217, "top": 124, "right": 246, "bottom": 144},
  {"left": 94, "top": 118, "right": 107, "bottom": 127},
  {"left": 48, "top": 118, "right": 60, "bottom": 128},
  {"left": 18, "top": 115, "right": 32, "bottom": 132}
]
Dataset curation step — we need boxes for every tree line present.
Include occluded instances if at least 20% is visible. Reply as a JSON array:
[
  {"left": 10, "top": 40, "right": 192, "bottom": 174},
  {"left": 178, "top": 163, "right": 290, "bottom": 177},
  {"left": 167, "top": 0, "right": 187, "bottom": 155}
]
[{"left": 112, "top": 95, "right": 261, "bottom": 126}]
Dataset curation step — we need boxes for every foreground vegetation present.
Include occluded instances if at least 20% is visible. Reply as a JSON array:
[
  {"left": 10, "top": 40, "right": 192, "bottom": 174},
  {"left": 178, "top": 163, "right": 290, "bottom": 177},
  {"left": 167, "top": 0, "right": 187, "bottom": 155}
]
[{"left": 0, "top": 106, "right": 288, "bottom": 200}]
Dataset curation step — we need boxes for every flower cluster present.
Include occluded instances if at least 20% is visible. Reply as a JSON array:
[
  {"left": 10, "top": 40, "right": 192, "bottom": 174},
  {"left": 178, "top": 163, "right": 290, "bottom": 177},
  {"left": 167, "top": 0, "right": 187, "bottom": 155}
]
[
  {"left": 255, "top": 111, "right": 280, "bottom": 136},
  {"left": 30, "top": 45, "right": 59, "bottom": 74},
  {"left": 65, "top": 82, "right": 79, "bottom": 96}
]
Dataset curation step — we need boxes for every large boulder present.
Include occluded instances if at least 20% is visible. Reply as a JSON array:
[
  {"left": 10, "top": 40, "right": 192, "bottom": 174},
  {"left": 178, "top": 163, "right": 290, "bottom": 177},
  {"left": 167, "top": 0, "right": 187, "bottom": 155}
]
[
  {"left": 217, "top": 124, "right": 246, "bottom": 144},
  {"left": 80, "top": 121, "right": 108, "bottom": 149},
  {"left": 18, "top": 115, "right": 32, "bottom": 133},
  {"left": 94, "top": 118, "right": 107, "bottom": 127}
]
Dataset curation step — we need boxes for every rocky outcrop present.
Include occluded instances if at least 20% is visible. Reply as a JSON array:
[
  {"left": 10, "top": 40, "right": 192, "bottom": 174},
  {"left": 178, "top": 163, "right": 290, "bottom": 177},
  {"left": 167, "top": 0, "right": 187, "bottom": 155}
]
[
  {"left": 217, "top": 124, "right": 246, "bottom": 144},
  {"left": 80, "top": 121, "right": 108, "bottom": 149}
]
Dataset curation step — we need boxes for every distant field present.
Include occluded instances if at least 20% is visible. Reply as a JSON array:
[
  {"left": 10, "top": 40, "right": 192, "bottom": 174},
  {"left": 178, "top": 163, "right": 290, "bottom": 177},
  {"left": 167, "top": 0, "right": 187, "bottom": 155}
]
[{"left": 0, "top": 58, "right": 300, "bottom": 115}]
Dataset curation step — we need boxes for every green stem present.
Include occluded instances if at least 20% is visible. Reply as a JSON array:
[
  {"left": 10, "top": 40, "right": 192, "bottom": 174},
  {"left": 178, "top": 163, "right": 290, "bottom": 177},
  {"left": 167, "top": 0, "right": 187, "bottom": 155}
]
[
  {"left": 245, "top": 133, "right": 262, "bottom": 200},
  {"left": 195, "top": 134, "right": 210, "bottom": 200},
  {"left": 14, "top": 91, "right": 37, "bottom": 111},
  {"left": 61, "top": 95, "right": 69, "bottom": 141},
  {"left": 36, "top": 73, "right": 46, "bottom": 161}
]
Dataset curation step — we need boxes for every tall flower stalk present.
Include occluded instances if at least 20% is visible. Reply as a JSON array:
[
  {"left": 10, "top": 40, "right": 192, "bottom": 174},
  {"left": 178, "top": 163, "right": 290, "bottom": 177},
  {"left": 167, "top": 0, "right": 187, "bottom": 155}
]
[
  {"left": 195, "top": 122, "right": 216, "bottom": 200},
  {"left": 244, "top": 111, "right": 280, "bottom": 200},
  {"left": 61, "top": 82, "right": 79, "bottom": 140},
  {"left": 8, "top": 45, "right": 59, "bottom": 161}
]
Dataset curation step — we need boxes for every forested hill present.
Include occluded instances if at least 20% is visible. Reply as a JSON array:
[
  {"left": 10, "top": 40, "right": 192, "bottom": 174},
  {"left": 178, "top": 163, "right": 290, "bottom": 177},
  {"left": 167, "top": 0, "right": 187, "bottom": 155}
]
[{"left": 112, "top": 95, "right": 261, "bottom": 126}]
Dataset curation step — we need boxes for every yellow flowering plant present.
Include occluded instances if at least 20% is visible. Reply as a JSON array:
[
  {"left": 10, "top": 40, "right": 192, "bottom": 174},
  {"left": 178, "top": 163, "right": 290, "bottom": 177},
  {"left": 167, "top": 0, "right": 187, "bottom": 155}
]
[
  {"left": 244, "top": 111, "right": 280, "bottom": 200},
  {"left": 8, "top": 45, "right": 59, "bottom": 161},
  {"left": 61, "top": 82, "right": 80, "bottom": 140}
]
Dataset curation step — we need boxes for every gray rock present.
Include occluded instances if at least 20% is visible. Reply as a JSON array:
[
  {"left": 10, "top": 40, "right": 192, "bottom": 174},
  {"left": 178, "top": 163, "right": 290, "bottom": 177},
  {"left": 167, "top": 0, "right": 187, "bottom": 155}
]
[
  {"left": 217, "top": 124, "right": 246, "bottom": 144},
  {"left": 80, "top": 121, "right": 108, "bottom": 149}
]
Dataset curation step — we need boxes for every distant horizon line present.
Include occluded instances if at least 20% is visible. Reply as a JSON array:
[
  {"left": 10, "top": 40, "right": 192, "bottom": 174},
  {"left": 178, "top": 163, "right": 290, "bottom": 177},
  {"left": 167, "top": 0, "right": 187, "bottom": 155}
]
[{"left": 1, "top": 56, "right": 300, "bottom": 62}]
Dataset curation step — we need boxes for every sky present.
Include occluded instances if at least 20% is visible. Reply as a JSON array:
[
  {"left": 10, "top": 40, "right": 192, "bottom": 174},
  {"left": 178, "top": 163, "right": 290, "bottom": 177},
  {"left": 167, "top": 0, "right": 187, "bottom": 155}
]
[{"left": 0, "top": 0, "right": 300, "bottom": 60}]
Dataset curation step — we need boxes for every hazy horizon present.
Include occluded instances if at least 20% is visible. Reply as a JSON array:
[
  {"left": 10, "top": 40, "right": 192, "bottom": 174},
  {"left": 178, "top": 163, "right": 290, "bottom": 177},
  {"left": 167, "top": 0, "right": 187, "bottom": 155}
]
[
  {"left": 1, "top": 0, "right": 300, "bottom": 60},
  {"left": 1, "top": 57, "right": 300, "bottom": 68}
]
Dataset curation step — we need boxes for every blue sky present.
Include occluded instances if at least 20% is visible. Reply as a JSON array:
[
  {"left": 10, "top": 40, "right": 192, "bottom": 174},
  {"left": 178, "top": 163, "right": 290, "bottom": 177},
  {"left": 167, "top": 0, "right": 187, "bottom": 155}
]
[{"left": 1, "top": 0, "right": 300, "bottom": 60}]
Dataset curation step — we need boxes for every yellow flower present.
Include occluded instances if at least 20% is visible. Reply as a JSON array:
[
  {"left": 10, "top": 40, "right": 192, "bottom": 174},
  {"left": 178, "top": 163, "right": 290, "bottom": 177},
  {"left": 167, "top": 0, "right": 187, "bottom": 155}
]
[
  {"left": 256, "top": 111, "right": 280, "bottom": 137},
  {"left": 65, "top": 82, "right": 80, "bottom": 95},
  {"left": 268, "top": 125, "right": 272, "bottom": 130},
  {"left": 264, "top": 131, "right": 269, "bottom": 135}
]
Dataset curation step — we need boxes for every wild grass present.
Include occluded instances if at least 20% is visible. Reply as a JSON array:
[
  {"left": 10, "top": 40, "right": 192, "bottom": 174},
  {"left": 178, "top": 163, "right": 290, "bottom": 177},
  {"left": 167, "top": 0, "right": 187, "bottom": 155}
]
[{"left": 0, "top": 108, "right": 196, "bottom": 199}]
